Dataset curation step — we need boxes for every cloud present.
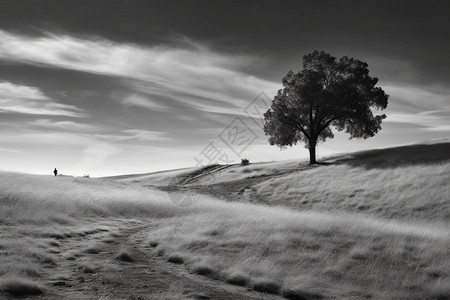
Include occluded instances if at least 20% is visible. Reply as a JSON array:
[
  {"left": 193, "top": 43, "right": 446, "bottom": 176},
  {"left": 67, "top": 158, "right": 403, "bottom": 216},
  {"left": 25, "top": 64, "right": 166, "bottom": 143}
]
[
  {"left": 382, "top": 84, "right": 450, "bottom": 133},
  {"left": 78, "top": 142, "right": 122, "bottom": 170},
  {"left": 0, "top": 147, "right": 23, "bottom": 153},
  {"left": 0, "top": 30, "right": 279, "bottom": 116},
  {"left": 96, "top": 129, "right": 170, "bottom": 142},
  {"left": 387, "top": 111, "right": 450, "bottom": 132},
  {"left": 28, "top": 118, "right": 95, "bottom": 131},
  {"left": 121, "top": 94, "right": 167, "bottom": 111},
  {"left": 384, "top": 84, "right": 450, "bottom": 112},
  {"left": 0, "top": 81, "right": 86, "bottom": 117},
  {"left": 0, "top": 81, "right": 48, "bottom": 99}
]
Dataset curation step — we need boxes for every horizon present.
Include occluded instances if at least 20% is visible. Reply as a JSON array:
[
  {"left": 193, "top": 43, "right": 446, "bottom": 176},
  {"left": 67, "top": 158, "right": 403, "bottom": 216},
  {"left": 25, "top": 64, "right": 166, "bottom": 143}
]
[{"left": 0, "top": 1, "right": 449, "bottom": 177}]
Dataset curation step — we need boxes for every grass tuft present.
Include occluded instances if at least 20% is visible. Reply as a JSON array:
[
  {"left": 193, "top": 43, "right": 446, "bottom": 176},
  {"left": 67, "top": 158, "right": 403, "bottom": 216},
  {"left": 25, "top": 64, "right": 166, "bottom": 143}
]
[
  {"left": 252, "top": 280, "right": 281, "bottom": 294},
  {"left": 78, "top": 263, "right": 97, "bottom": 273},
  {"left": 167, "top": 254, "right": 184, "bottom": 264},
  {"left": 84, "top": 246, "right": 101, "bottom": 254},
  {"left": 428, "top": 281, "right": 450, "bottom": 300},
  {"left": 282, "top": 288, "right": 323, "bottom": 300},
  {"left": 225, "top": 272, "right": 250, "bottom": 286},
  {"left": 149, "top": 241, "right": 159, "bottom": 248},
  {"left": 116, "top": 250, "right": 134, "bottom": 262},
  {"left": 31, "top": 251, "right": 56, "bottom": 266},
  {"left": 0, "top": 277, "right": 43, "bottom": 296},
  {"left": 192, "top": 265, "right": 216, "bottom": 277},
  {"left": 48, "top": 240, "right": 60, "bottom": 247}
]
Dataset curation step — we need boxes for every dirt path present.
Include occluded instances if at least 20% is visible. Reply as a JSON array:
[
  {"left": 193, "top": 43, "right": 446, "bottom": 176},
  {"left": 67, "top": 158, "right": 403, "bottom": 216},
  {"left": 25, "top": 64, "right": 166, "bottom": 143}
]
[
  {"left": 27, "top": 219, "right": 281, "bottom": 300},
  {"left": 158, "top": 163, "right": 319, "bottom": 205}
]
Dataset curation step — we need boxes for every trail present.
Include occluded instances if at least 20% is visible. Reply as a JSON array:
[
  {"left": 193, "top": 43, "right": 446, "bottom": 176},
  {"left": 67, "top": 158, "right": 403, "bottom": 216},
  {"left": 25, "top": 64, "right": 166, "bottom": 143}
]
[
  {"left": 28, "top": 218, "right": 281, "bottom": 300},
  {"left": 158, "top": 163, "right": 318, "bottom": 205}
]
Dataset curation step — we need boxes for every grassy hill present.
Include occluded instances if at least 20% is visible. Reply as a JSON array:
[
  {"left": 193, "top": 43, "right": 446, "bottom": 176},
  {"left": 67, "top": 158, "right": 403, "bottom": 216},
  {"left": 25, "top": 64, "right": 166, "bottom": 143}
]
[
  {"left": 0, "top": 142, "right": 449, "bottom": 299},
  {"left": 120, "top": 142, "right": 450, "bottom": 223}
]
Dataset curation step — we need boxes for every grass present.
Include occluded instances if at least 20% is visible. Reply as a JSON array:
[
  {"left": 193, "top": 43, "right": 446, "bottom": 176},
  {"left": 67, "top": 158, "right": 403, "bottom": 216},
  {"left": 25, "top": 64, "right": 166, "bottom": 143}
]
[
  {"left": 147, "top": 203, "right": 449, "bottom": 298},
  {"left": 256, "top": 161, "right": 450, "bottom": 222},
  {"left": 116, "top": 250, "right": 134, "bottom": 262},
  {"left": 0, "top": 277, "right": 44, "bottom": 296},
  {"left": 0, "top": 142, "right": 449, "bottom": 298},
  {"left": 251, "top": 279, "right": 281, "bottom": 294},
  {"left": 225, "top": 272, "right": 250, "bottom": 286},
  {"left": 167, "top": 254, "right": 185, "bottom": 264}
]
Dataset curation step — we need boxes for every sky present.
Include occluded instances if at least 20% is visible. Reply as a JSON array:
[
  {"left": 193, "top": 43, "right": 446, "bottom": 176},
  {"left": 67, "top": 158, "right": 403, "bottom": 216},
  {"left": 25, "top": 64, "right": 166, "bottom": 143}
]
[{"left": 0, "top": 0, "right": 449, "bottom": 177}]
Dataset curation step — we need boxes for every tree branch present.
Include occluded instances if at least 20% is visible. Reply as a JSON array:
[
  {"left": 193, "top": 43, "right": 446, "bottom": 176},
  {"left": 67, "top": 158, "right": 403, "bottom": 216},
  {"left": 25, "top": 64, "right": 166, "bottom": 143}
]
[{"left": 317, "top": 118, "right": 335, "bottom": 135}]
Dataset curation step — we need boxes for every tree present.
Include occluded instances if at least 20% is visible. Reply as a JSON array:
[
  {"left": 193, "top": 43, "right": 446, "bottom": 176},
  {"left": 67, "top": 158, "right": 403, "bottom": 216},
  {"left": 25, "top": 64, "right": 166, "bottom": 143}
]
[{"left": 263, "top": 50, "right": 388, "bottom": 164}]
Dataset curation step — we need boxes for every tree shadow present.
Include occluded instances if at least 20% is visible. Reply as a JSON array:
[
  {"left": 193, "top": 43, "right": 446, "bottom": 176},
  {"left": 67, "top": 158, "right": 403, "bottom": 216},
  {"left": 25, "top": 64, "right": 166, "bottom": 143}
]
[{"left": 333, "top": 142, "right": 450, "bottom": 169}]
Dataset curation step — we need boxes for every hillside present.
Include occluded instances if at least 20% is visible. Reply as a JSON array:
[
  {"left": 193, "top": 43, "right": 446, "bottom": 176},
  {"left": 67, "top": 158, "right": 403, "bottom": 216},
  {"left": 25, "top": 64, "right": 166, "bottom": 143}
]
[
  {"left": 119, "top": 142, "right": 450, "bottom": 223},
  {"left": 0, "top": 142, "right": 449, "bottom": 299}
]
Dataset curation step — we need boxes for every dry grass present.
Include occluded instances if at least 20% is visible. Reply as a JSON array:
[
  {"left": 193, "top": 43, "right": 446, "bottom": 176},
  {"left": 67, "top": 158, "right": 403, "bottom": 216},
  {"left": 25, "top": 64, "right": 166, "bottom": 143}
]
[
  {"left": 147, "top": 203, "right": 450, "bottom": 298},
  {"left": 256, "top": 161, "right": 450, "bottom": 222},
  {"left": 0, "top": 277, "right": 43, "bottom": 296},
  {"left": 0, "top": 143, "right": 449, "bottom": 298},
  {"left": 116, "top": 250, "right": 134, "bottom": 262}
]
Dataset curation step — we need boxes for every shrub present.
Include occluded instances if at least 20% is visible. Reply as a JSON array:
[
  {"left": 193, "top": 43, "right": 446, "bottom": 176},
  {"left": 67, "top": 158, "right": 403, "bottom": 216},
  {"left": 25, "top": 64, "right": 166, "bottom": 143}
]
[
  {"left": 241, "top": 158, "right": 250, "bottom": 166},
  {"left": 167, "top": 254, "right": 184, "bottom": 264}
]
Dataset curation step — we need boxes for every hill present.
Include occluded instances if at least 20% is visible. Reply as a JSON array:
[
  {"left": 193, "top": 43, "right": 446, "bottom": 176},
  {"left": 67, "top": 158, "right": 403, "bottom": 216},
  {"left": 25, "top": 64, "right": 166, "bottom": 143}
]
[
  {"left": 118, "top": 142, "right": 450, "bottom": 223},
  {"left": 0, "top": 142, "right": 449, "bottom": 299}
]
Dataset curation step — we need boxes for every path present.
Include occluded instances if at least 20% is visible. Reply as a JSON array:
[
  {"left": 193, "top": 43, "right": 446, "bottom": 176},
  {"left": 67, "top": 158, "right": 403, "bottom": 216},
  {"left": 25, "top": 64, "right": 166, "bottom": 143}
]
[{"left": 26, "top": 219, "right": 281, "bottom": 300}]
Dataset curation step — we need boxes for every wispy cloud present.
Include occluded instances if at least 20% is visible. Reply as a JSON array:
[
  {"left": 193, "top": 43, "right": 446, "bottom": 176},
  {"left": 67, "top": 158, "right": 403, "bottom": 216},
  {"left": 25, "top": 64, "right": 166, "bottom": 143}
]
[
  {"left": 0, "top": 30, "right": 278, "bottom": 116},
  {"left": 0, "top": 147, "right": 23, "bottom": 154},
  {"left": 383, "top": 84, "right": 450, "bottom": 133},
  {"left": 28, "top": 118, "right": 95, "bottom": 131},
  {"left": 0, "top": 81, "right": 86, "bottom": 117},
  {"left": 0, "top": 81, "right": 48, "bottom": 99},
  {"left": 96, "top": 129, "right": 170, "bottom": 142},
  {"left": 387, "top": 111, "right": 450, "bottom": 132},
  {"left": 121, "top": 94, "right": 168, "bottom": 111}
]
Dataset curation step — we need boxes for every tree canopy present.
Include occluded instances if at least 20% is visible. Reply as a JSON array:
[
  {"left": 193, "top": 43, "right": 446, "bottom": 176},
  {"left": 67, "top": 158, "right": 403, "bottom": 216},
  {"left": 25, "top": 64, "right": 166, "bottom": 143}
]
[{"left": 263, "top": 50, "right": 389, "bottom": 164}]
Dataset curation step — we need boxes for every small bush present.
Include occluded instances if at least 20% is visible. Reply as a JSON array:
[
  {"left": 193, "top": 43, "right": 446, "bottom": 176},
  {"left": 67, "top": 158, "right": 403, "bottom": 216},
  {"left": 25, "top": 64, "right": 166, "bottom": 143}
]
[
  {"left": 77, "top": 262, "right": 97, "bottom": 273},
  {"left": 116, "top": 251, "right": 134, "bottom": 262},
  {"left": 20, "top": 266, "right": 41, "bottom": 278},
  {"left": 167, "top": 254, "right": 184, "bottom": 264},
  {"left": 0, "top": 277, "right": 43, "bottom": 296},
  {"left": 48, "top": 240, "right": 60, "bottom": 247},
  {"left": 241, "top": 158, "right": 250, "bottom": 166},
  {"left": 226, "top": 272, "right": 249, "bottom": 286},
  {"left": 149, "top": 241, "right": 159, "bottom": 248},
  {"left": 31, "top": 251, "right": 56, "bottom": 266},
  {"left": 82, "top": 266, "right": 96, "bottom": 273},
  {"left": 84, "top": 247, "right": 101, "bottom": 254},
  {"left": 252, "top": 280, "right": 281, "bottom": 294},
  {"left": 192, "top": 265, "right": 215, "bottom": 276}
]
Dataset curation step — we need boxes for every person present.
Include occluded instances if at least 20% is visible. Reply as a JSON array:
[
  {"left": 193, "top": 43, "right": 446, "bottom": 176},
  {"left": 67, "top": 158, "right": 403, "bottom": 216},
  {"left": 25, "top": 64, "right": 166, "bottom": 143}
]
[{"left": 54, "top": 168, "right": 58, "bottom": 176}]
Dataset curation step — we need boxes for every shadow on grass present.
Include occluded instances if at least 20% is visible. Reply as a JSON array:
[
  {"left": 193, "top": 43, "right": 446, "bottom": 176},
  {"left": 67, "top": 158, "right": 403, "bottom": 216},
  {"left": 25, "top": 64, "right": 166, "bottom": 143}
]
[{"left": 334, "top": 142, "right": 450, "bottom": 169}]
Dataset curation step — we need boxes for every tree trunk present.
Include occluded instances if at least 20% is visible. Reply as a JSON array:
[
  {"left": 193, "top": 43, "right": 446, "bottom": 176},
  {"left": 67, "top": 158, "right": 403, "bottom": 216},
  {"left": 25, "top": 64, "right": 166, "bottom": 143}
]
[{"left": 308, "top": 138, "right": 317, "bottom": 164}]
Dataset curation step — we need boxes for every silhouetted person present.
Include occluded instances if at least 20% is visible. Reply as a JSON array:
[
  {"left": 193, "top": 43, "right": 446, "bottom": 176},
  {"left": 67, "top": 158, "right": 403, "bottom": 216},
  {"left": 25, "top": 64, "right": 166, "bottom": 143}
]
[{"left": 54, "top": 168, "right": 58, "bottom": 176}]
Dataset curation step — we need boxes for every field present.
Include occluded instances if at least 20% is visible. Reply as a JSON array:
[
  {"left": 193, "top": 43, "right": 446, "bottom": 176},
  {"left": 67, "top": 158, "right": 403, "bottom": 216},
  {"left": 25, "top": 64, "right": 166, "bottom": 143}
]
[{"left": 0, "top": 142, "right": 449, "bottom": 299}]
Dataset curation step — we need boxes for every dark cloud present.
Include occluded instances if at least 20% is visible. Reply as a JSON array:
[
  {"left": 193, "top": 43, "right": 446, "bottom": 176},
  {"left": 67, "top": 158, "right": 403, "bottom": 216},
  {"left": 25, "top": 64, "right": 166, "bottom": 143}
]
[{"left": 1, "top": 0, "right": 448, "bottom": 84}]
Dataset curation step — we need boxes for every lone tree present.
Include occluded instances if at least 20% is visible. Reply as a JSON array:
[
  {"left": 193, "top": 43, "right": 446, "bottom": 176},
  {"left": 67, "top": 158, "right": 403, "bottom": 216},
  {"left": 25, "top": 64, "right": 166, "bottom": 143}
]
[{"left": 263, "top": 51, "right": 388, "bottom": 164}]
